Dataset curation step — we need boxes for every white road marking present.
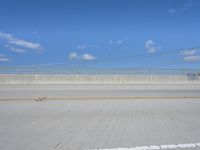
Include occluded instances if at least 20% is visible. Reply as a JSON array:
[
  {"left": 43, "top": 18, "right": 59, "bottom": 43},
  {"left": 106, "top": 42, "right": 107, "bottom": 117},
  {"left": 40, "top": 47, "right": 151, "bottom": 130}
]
[{"left": 89, "top": 142, "right": 200, "bottom": 150}]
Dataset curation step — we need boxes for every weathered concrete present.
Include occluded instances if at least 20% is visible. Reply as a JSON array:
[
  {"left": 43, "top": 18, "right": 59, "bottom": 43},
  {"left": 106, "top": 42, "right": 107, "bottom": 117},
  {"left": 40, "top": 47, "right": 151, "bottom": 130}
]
[
  {"left": 0, "top": 99, "right": 200, "bottom": 150},
  {"left": 1, "top": 84, "right": 200, "bottom": 100},
  {"left": 0, "top": 74, "right": 200, "bottom": 85},
  {"left": 0, "top": 80, "right": 200, "bottom": 149}
]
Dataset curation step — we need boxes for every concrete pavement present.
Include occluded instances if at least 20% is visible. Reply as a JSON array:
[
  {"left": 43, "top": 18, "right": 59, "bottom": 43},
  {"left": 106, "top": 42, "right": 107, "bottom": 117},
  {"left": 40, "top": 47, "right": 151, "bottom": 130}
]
[
  {"left": 0, "top": 99, "right": 200, "bottom": 150},
  {"left": 0, "top": 84, "right": 200, "bottom": 100},
  {"left": 0, "top": 84, "right": 200, "bottom": 150}
]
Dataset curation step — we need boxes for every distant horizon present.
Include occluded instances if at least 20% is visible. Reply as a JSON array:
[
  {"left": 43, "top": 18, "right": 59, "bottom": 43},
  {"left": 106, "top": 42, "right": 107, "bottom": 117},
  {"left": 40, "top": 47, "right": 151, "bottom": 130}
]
[{"left": 0, "top": 66, "right": 200, "bottom": 75}]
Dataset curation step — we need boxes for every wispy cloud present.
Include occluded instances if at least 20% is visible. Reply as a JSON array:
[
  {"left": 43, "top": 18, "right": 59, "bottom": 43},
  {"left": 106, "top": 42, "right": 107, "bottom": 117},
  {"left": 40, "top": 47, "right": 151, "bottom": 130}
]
[
  {"left": 77, "top": 44, "right": 89, "bottom": 50},
  {"left": 4, "top": 45, "right": 26, "bottom": 53},
  {"left": 109, "top": 40, "right": 114, "bottom": 44},
  {"left": 183, "top": 55, "right": 200, "bottom": 62},
  {"left": 145, "top": 40, "right": 159, "bottom": 53},
  {"left": 109, "top": 40, "right": 124, "bottom": 44},
  {"left": 81, "top": 53, "right": 96, "bottom": 60},
  {"left": 181, "top": 48, "right": 199, "bottom": 55},
  {"left": 68, "top": 52, "right": 96, "bottom": 61},
  {"left": 184, "top": 0, "right": 193, "bottom": 8},
  {"left": 180, "top": 48, "right": 200, "bottom": 62},
  {"left": 168, "top": 0, "right": 194, "bottom": 14},
  {"left": 69, "top": 52, "right": 79, "bottom": 60},
  {"left": 0, "top": 54, "right": 10, "bottom": 62},
  {"left": 168, "top": 8, "right": 177, "bottom": 14},
  {"left": 0, "top": 31, "right": 42, "bottom": 53},
  {"left": 117, "top": 40, "right": 124, "bottom": 44}
]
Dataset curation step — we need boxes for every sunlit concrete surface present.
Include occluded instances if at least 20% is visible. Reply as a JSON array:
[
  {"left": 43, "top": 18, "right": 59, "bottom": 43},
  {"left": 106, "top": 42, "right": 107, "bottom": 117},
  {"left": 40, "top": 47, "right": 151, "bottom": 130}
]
[
  {"left": 0, "top": 99, "right": 200, "bottom": 150},
  {"left": 0, "top": 84, "right": 200, "bottom": 150},
  {"left": 0, "top": 84, "right": 200, "bottom": 100}
]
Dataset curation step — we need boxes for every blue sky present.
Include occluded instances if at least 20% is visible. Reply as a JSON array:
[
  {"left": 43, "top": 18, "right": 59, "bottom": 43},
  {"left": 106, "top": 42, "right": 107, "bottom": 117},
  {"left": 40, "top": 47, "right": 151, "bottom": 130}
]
[{"left": 0, "top": 0, "right": 200, "bottom": 68}]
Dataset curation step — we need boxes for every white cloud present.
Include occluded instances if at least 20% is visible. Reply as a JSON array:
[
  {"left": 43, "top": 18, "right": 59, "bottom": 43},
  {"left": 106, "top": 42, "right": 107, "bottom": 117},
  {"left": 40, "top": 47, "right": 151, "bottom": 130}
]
[
  {"left": 8, "top": 39, "right": 41, "bottom": 50},
  {"left": 168, "top": 0, "right": 193, "bottom": 14},
  {"left": 4, "top": 45, "right": 26, "bottom": 53},
  {"left": 168, "top": 8, "right": 177, "bottom": 14},
  {"left": 184, "top": 0, "right": 193, "bottom": 8},
  {"left": 77, "top": 44, "right": 88, "bottom": 49},
  {"left": 0, "top": 31, "right": 42, "bottom": 52},
  {"left": 0, "top": 32, "right": 13, "bottom": 39},
  {"left": 145, "top": 40, "right": 158, "bottom": 53},
  {"left": 117, "top": 40, "right": 124, "bottom": 44},
  {"left": 81, "top": 53, "right": 96, "bottom": 60},
  {"left": 109, "top": 40, "right": 124, "bottom": 44},
  {"left": 68, "top": 52, "right": 96, "bottom": 61},
  {"left": 109, "top": 40, "right": 114, "bottom": 44},
  {"left": 183, "top": 55, "right": 200, "bottom": 62},
  {"left": 180, "top": 48, "right": 200, "bottom": 63},
  {"left": 181, "top": 48, "right": 199, "bottom": 55},
  {"left": 0, "top": 54, "right": 10, "bottom": 62},
  {"left": 69, "top": 52, "right": 79, "bottom": 60}
]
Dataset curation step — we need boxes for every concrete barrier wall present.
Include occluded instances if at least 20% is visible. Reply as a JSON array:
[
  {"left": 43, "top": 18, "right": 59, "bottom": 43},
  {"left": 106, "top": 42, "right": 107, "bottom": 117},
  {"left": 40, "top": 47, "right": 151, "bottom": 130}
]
[{"left": 0, "top": 74, "right": 200, "bottom": 85}]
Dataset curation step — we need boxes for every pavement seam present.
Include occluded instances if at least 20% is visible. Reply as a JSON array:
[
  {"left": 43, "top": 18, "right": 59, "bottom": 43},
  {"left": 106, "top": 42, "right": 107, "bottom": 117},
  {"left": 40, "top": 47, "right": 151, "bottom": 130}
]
[{"left": 1, "top": 96, "right": 200, "bottom": 101}]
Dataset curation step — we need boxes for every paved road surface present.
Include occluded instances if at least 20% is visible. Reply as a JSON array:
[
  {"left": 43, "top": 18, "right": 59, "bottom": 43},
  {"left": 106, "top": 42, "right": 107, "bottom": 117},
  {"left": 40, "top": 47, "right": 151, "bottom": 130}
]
[
  {"left": 0, "top": 84, "right": 200, "bottom": 100},
  {"left": 0, "top": 99, "right": 200, "bottom": 150},
  {"left": 0, "top": 85, "right": 200, "bottom": 150}
]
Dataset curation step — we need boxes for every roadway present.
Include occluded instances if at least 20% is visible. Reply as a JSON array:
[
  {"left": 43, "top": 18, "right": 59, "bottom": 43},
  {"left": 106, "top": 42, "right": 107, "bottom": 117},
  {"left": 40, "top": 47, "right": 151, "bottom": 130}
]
[
  {"left": 0, "top": 84, "right": 200, "bottom": 150},
  {"left": 0, "top": 84, "right": 200, "bottom": 100}
]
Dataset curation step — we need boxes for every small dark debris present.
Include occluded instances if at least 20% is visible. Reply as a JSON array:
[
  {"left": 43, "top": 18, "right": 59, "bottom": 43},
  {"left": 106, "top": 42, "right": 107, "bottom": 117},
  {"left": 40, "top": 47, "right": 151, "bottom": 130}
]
[
  {"left": 54, "top": 142, "right": 61, "bottom": 149},
  {"left": 35, "top": 97, "right": 47, "bottom": 101},
  {"left": 170, "top": 117, "right": 175, "bottom": 120}
]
